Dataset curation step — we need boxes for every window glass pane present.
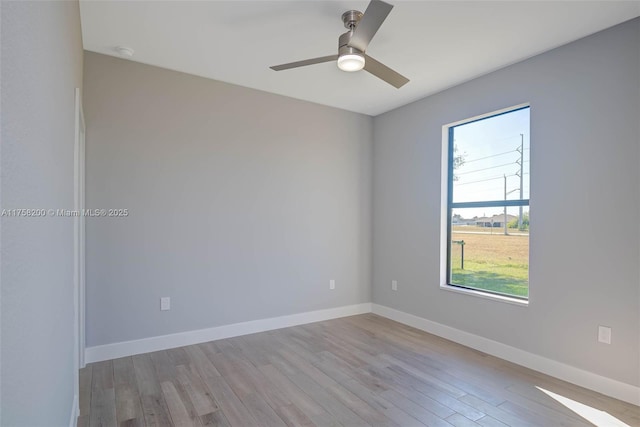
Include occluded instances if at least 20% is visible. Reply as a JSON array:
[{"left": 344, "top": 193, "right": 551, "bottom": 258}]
[
  {"left": 450, "top": 206, "right": 529, "bottom": 298},
  {"left": 452, "top": 108, "right": 530, "bottom": 203}
]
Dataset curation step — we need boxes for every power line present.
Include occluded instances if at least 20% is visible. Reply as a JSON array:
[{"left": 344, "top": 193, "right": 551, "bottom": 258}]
[
  {"left": 455, "top": 171, "right": 529, "bottom": 187},
  {"left": 457, "top": 161, "right": 519, "bottom": 176},
  {"left": 463, "top": 149, "right": 518, "bottom": 164},
  {"left": 456, "top": 175, "right": 505, "bottom": 186}
]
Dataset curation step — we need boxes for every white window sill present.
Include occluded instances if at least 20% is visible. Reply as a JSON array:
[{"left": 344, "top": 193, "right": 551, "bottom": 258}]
[{"left": 440, "top": 284, "right": 529, "bottom": 306}]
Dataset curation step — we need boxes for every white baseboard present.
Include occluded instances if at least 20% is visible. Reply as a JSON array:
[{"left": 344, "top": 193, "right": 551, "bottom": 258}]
[
  {"left": 85, "top": 303, "right": 372, "bottom": 364},
  {"left": 84, "top": 301, "right": 639, "bottom": 406},
  {"left": 68, "top": 394, "right": 79, "bottom": 427},
  {"left": 372, "top": 303, "right": 640, "bottom": 406}
]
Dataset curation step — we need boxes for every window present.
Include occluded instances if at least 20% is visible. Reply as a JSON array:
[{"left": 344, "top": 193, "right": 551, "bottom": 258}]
[{"left": 443, "top": 105, "right": 530, "bottom": 301}]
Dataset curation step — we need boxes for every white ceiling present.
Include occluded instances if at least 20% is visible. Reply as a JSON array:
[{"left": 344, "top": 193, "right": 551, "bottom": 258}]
[{"left": 79, "top": 1, "right": 640, "bottom": 116}]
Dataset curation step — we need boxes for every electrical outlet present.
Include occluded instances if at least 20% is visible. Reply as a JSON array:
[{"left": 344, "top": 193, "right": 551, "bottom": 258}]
[
  {"left": 598, "top": 326, "right": 611, "bottom": 344},
  {"left": 329, "top": 279, "right": 335, "bottom": 290},
  {"left": 160, "top": 297, "right": 171, "bottom": 311},
  {"left": 391, "top": 280, "right": 398, "bottom": 291}
]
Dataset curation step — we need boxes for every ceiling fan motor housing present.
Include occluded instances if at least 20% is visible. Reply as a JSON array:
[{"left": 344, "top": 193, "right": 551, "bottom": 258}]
[{"left": 339, "top": 32, "right": 364, "bottom": 57}]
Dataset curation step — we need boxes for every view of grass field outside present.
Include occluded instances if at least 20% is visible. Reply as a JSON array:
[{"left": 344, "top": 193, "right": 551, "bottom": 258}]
[{"left": 448, "top": 107, "right": 530, "bottom": 298}]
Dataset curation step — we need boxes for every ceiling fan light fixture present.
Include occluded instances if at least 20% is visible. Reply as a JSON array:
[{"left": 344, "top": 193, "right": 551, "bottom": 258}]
[{"left": 337, "top": 53, "right": 365, "bottom": 72}]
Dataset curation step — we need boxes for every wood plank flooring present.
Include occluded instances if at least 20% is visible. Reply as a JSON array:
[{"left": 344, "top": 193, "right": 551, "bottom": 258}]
[{"left": 78, "top": 314, "right": 640, "bottom": 427}]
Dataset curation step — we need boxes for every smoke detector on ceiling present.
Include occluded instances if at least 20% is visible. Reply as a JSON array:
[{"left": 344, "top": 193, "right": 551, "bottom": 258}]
[{"left": 115, "top": 46, "right": 134, "bottom": 57}]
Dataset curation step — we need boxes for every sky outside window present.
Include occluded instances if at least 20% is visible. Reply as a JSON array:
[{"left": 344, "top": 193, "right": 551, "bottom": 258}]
[{"left": 452, "top": 108, "right": 530, "bottom": 219}]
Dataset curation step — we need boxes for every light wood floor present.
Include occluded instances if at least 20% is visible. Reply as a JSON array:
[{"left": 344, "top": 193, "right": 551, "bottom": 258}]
[{"left": 79, "top": 314, "right": 640, "bottom": 427}]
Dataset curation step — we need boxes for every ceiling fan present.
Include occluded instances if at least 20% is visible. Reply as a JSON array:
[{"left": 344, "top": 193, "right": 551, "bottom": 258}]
[{"left": 269, "top": 0, "right": 409, "bottom": 89}]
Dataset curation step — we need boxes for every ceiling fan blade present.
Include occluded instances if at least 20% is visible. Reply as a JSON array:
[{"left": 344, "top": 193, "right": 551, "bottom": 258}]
[
  {"left": 364, "top": 54, "right": 409, "bottom": 88},
  {"left": 270, "top": 55, "right": 338, "bottom": 71},
  {"left": 348, "top": 0, "right": 393, "bottom": 52}
]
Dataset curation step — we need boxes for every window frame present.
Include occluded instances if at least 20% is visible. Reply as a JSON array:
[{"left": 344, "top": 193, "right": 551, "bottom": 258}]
[{"left": 440, "top": 104, "right": 530, "bottom": 305}]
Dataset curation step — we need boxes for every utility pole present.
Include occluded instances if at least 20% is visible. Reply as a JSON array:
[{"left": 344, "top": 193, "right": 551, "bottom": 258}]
[
  {"left": 504, "top": 176, "right": 520, "bottom": 235},
  {"left": 503, "top": 175, "right": 508, "bottom": 235},
  {"left": 517, "top": 134, "right": 524, "bottom": 229}
]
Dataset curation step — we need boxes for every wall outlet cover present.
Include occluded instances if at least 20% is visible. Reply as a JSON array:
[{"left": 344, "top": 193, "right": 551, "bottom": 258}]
[{"left": 598, "top": 326, "right": 611, "bottom": 344}]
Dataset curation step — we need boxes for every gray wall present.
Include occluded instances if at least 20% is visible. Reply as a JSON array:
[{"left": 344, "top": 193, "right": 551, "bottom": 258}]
[
  {"left": 83, "top": 52, "right": 372, "bottom": 347},
  {"left": 1, "top": 1, "right": 84, "bottom": 425},
  {"left": 373, "top": 18, "right": 640, "bottom": 386}
]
